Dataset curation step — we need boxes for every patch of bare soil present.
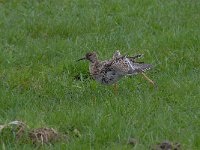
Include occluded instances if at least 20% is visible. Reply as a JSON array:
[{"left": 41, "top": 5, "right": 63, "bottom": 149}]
[
  {"left": 151, "top": 141, "right": 181, "bottom": 150},
  {"left": 0, "top": 120, "right": 69, "bottom": 145}
]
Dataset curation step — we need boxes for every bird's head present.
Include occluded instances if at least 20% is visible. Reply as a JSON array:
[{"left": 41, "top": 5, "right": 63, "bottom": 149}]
[{"left": 77, "top": 52, "right": 98, "bottom": 63}]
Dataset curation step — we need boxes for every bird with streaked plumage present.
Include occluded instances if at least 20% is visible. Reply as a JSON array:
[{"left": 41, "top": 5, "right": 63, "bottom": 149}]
[{"left": 77, "top": 50, "right": 155, "bottom": 93}]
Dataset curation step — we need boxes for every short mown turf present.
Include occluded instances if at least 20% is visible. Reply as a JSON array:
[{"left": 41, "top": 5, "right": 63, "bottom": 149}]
[{"left": 0, "top": 0, "right": 200, "bottom": 149}]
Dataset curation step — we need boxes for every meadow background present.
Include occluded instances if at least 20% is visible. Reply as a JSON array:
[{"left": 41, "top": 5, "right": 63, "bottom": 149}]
[{"left": 0, "top": 0, "right": 200, "bottom": 149}]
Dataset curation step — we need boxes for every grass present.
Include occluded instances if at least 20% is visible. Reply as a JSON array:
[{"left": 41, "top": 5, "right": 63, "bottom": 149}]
[{"left": 0, "top": 0, "right": 200, "bottom": 149}]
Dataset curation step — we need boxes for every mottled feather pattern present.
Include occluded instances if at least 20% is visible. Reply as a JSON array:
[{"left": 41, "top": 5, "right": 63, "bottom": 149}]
[
  {"left": 127, "top": 63, "right": 152, "bottom": 75},
  {"left": 79, "top": 51, "right": 153, "bottom": 85}
]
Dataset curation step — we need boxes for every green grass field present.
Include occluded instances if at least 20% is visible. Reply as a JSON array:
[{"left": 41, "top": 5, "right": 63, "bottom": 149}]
[{"left": 0, "top": 0, "right": 200, "bottom": 149}]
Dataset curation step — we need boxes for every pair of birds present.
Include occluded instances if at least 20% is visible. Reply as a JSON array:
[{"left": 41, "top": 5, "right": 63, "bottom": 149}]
[{"left": 77, "top": 50, "right": 154, "bottom": 89}]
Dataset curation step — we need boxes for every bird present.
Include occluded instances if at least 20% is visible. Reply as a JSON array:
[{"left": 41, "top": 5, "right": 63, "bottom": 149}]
[
  {"left": 112, "top": 51, "right": 155, "bottom": 85},
  {"left": 77, "top": 51, "right": 155, "bottom": 93}
]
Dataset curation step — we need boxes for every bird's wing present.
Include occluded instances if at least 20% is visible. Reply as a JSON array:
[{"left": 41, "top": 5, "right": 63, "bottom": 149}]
[
  {"left": 111, "top": 57, "right": 152, "bottom": 75},
  {"left": 112, "top": 50, "right": 122, "bottom": 59},
  {"left": 127, "top": 63, "right": 152, "bottom": 75},
  {"left": 110, "top": 57, "right": 133, "bottom": 75}
]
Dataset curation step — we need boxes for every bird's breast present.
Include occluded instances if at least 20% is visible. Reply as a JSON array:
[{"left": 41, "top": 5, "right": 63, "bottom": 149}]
[{"left": 89, "top": 63, "right": 123, "bottom": 85}]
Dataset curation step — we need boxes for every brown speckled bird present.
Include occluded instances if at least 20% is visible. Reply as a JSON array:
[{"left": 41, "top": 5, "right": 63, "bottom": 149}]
[{"left": 77, "top": 50, "right": 154, "bottom": 87}]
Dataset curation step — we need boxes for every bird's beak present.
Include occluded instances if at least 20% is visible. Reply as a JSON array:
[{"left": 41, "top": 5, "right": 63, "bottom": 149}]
[{"left": 77, "top": 57, "right": 86, "bottom": 61}]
